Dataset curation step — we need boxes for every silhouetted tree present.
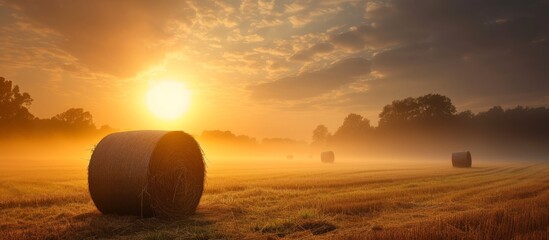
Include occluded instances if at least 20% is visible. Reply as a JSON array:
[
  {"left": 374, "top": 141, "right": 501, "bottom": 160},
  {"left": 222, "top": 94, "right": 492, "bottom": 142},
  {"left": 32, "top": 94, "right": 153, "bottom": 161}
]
[
  {"left": 312, "top": 124, "right": 330, "bottom": 146},
  {"left": 456, "top": 110, "right": 474, "bottom": 121},
  {"left": 333, "top": 113, "right": 373, "bottom": 141},
  {"left": 99, "top": 125, "right": 114, "bottom": 132},
  {"left": 52, "top": 108, "right": 95, "bottom": 129},
  {"left": 0, "top": 77, "right": 34, "bottom": 121},
  {"left": 200, "top": 130, "right": 257, "bottom": 144},
  {"left": 379, "top": 94, "right": 456, "bottom": 128},
  {"left": 416, "top": 94, "right": 456, "bottom": 119},
  {"left": 378, "top": 97, "right": 418, "bottom": 127},
  {"left": 453, "top": 110, "right": 475, "bottom": 131},
  {"left": 325, "top": 94, "right": 549, "bottom": 160},
  {"left": 0, "top": 77, "right": 115, "bottom": 138},
  {"left": 474, "top": 106, "right": 549, "bottom": 139}
]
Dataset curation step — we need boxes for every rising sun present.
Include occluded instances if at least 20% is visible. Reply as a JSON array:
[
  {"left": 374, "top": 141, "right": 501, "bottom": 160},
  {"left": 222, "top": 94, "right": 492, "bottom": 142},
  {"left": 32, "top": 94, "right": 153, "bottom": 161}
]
[{"left": 146, "top": 80, "right": 190, "bottom": 120}]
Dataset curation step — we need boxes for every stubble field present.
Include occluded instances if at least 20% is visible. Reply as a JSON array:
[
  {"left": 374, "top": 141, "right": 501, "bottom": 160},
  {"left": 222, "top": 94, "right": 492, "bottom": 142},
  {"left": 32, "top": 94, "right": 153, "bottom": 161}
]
[{"left": 0, "top": 159, "right": 547, "bottom": 240}]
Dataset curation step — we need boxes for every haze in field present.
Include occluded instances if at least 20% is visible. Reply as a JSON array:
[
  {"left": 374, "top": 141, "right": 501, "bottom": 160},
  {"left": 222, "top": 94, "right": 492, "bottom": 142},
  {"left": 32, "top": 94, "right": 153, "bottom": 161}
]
[{"left": 1, "top": 1, "right": 549, "bottom": 239}]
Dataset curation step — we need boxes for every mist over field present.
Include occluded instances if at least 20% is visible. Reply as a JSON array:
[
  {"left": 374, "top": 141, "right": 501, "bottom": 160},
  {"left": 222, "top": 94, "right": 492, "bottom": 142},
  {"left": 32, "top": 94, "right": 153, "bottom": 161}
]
[
  {"left": 1, "top": 97, "right": 548, "bottom": 239},
  {"left": 2, "top": 0, "right": 549, "bottom": 239}
]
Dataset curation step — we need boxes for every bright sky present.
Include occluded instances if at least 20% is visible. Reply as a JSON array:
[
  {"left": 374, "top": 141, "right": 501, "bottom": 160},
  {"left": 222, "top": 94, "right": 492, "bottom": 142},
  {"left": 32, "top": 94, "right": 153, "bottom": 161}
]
[{"left": 1, "top": 0, "right": 548, "bottom": 140}]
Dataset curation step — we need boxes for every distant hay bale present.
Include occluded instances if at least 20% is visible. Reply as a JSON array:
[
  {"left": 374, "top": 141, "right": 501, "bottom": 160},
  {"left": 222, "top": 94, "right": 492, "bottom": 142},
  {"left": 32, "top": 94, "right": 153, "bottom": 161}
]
[
  {"left": 321, "top": 151, "right": 335, "bottom": 163},
  {"left": 452, "top": 151, "right": 472, "bottom": 168},
  {"left": 88, "top": 131, "right": 205, "bottom": 219},
  {"left": 286, "top": 154, "right": 294, "bottom": 160}
]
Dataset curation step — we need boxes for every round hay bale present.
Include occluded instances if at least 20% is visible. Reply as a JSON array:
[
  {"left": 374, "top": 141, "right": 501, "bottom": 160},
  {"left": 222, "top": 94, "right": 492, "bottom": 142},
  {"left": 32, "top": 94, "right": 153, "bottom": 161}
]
[
  {"left": 321, "top": 151, "right": 335, "bottom": 163},
  {"left": 452, "top": 151, "right": 472, "bottom": 168},
  {"left": 88, "top": 130, "right": 205, "bottom": 219}
]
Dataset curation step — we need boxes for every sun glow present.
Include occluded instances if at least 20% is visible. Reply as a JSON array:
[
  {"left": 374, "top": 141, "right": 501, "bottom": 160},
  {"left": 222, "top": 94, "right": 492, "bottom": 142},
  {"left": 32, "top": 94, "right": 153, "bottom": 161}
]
[{"left": 146, "top": 80, "right": 190, "bottom": 120}]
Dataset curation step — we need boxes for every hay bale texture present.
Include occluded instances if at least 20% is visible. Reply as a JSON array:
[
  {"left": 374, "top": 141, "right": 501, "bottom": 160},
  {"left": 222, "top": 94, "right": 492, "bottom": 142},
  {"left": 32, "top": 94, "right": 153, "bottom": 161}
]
[
  {"left": 452, "top": 151, "right": 472, "bottom": 168},
  {"left": 88, "top": 130, "right": 205, "bottom": 219},
  {"left": 321, "top": 151, "right": 335, "bottom": 163}
]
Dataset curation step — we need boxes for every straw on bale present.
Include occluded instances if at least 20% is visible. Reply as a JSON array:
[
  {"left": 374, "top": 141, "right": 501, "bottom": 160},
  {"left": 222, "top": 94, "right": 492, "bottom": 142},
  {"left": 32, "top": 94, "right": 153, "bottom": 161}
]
[
  {"left": 321, "top": 151, "right": 335, "bottom": 163},
  {"left": 88, "top": 130, "right": 205, "bottom": 219},
  {"left": 452, "top": 151, "right": 472, "bottom": 168}
]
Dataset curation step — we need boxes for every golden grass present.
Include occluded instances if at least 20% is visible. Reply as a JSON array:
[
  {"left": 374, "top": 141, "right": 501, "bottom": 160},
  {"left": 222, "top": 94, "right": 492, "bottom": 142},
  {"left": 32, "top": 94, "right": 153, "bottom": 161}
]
[{"left": 0, "top": 160, "right": 547, "bottom": 239}]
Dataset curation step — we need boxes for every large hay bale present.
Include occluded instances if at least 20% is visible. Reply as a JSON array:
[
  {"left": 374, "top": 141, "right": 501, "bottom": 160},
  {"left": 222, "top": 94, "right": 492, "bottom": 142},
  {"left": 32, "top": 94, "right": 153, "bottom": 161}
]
[
  {"left": 321, "top": 151, "right": 335, "bottom": 163},
  {"left": 88, "top": 130, "right": 205, "bottom": 219},
  {"left": 452, "top": 151, "right": 472, "bottom": 168}
]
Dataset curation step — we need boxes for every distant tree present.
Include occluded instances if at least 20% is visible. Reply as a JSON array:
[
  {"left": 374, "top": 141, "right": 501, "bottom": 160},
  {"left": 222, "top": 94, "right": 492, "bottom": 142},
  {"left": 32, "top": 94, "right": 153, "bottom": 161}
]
[
  {"left": 312, "top": 125, "right": 330, "bottom": 146},
  {"left": 474, "top": 106, "right": 505, "bottom": 132},
  {"left": 379, "top": 94, "right": 456, "bottom": 128},
  {"left": 52, "top": 108, "right": 95, "bottom": 129},
  {"left": 0, "top": 77, "right": 34, "bottom": 121},
  {"left": 200, "top": 130, "right": 257, "bottom": 145},
  {"left": 333, "top": 113, "right": 373, "bottom": 140},
  {"left": 99, "top": 125, "right": 114, "bottom": 132},
  {"left": 456, "top": 110, "right": 474, "bottom": 120},
  {"left": 416, "top": 94, "right": 456, "bottom": 119},
  {"left": 378, "top": 97, "right": 418, "bottom": 127},
  {"left": 454, "top": 110, "right": 475, "bottom": 129},
  {"left": 202, "top": 130, "right": 238, "bottom": 140},
  {"left": 474, "top": 106, "right": 549, "bottom": 139},
  {"left": 476, "top": 106, "right": 504, "bottom": 120}
]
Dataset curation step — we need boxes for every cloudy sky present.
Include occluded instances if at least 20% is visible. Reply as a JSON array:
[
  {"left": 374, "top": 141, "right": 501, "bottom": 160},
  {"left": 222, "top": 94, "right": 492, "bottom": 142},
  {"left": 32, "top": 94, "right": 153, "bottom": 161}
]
[{"left": 1, "top": 0, "right": 548, "bottom": 140}]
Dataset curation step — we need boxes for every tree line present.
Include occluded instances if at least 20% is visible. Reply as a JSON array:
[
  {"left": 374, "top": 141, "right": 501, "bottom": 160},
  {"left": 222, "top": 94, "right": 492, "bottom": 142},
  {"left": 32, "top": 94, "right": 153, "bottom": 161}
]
[
  {"left": 0, "top": 77, "right": 112, "bottom": 138},
  {"left": 313, "top": 94, "right": 549, "bottom": 159},
  {"left": 4, "top": 75, "right": 548, "bottom": 159}
]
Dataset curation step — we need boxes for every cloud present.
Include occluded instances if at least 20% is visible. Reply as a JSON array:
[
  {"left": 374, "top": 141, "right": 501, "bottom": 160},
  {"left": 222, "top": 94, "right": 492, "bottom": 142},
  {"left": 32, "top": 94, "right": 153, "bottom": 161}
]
[
  {"left": 284, "top": 0, "right": 355, "bottom": 28},
  {"left": 326, "top": 0, "right": 549, "bottom": 108},
  {"left": 2, "top": 0, "right": 548, "bottom": 117},
  {"left": 227, "top": 29, "right": 264, "bottom": 43},
  {"left": 331, "top": 29, "right": 367, "bottom": 50},
  {"left": 2, "top": 0, "right": 194, "bottom": 77},
  {"left": 251, "top": 57, "right": 371, "bottom": 100},
  {"left": 289, "top": 42, "right": 334, "bottom": 62}
]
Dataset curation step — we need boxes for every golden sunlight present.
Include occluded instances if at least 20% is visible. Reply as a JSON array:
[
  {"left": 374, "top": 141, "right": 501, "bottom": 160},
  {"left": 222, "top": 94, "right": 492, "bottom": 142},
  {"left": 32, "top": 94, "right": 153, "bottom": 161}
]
[{"left": 146, "top": 80, "right": 190, "bottom": 120}]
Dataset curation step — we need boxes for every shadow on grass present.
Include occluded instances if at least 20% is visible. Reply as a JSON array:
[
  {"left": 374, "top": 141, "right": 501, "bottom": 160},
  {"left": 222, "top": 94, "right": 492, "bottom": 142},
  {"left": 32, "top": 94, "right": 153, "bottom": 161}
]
[{"left": 55, "top": 210, "right": 223, "bottom": 240}]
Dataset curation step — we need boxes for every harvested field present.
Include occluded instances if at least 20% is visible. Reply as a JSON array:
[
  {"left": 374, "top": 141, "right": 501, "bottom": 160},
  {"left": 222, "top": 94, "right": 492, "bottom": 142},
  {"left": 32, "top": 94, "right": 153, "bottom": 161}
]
[{"left": 0, "top": 160, "right": 547, "bottom": 239}]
